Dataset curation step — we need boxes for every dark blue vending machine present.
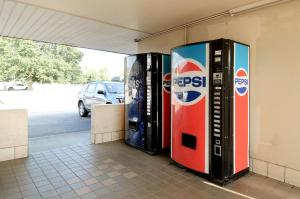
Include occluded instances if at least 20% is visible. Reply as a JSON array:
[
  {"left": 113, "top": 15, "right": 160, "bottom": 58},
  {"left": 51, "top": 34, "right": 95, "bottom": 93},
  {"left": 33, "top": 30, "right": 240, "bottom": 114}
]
[{"left": 125, "top": 53, "right": 171, "bottom": 154}]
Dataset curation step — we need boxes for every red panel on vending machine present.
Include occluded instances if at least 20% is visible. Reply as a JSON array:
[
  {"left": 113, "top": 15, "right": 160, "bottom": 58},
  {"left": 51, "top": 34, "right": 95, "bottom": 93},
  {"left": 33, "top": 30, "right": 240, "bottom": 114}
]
[
  {"left": 233, "top": 43, "right": 250, "bottom": 174},
  {"left": 171, "top": 43, "right": 210, "bottom": 174}
]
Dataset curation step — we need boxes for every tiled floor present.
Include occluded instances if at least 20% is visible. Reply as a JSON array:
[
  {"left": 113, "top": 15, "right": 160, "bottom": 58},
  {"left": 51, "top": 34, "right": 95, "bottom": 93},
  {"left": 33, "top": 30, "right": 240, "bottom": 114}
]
[{"left": 0, "top": 141, "right": 299, "bottom": 199}]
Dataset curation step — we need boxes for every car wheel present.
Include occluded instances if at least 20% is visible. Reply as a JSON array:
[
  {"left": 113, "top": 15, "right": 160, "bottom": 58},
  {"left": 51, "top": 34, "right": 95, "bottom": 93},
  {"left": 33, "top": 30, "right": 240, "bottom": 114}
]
[
  {"left": 78, "top": 102, "right": 88, "bottom": 117},
  {"left": 7, "top": 87, "right": 13, "bottom": 91}
]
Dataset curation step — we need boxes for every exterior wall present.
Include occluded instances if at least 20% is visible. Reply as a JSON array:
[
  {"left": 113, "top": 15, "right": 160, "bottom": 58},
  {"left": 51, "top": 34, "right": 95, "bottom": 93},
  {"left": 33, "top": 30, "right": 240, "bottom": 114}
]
[
  {"left": 91, "top": 104, "right": 125, "bottom": 144},
  {"left": 0, "top": 106, "right": 28, "bottom": 162},
  {"left": 138, "top": 0, "right": 300, "bottom": 186}
]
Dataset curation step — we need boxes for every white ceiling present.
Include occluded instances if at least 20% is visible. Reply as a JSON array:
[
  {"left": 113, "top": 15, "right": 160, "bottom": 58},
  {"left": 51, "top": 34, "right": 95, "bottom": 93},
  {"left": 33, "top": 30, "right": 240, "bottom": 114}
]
[{"left": 2, "top": 0, "right": 260, "bottom": 54}]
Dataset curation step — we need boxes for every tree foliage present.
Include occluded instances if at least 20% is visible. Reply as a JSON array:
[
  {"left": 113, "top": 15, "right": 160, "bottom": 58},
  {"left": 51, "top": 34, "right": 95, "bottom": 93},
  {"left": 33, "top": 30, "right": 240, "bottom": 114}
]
[
  {"left": 0, "top": 37, "right": 85, "bottom": 88},
  {"left": 82, "top": 67, "right": 110, "bottom": 82},
  {"left": 0, "top": 37, "right": 112, "bottom": 88}
]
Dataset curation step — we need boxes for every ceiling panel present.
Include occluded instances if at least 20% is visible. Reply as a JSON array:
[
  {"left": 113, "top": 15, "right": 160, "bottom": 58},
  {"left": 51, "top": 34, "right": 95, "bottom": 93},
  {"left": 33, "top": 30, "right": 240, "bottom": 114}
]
[
  {"left": 25, "top": 9, "right": 55, "bottom": 39},
  {"left": 9, "top": 5, "right": 36, "bottom": 37},
  {"left": 0, "top": 0, "right": 149, "bottom": 54},
  {"left": 12, "top": 0, "right": 259, "bottom": 33},
  {"left": 0, "top": 1, "right": 15, "bottom": 34},
  {"left": 1, "top": 2, "right": 25, "bottom": 36},
  {"left": 0, "top": 0, "right": 277, "bottom": 54}
]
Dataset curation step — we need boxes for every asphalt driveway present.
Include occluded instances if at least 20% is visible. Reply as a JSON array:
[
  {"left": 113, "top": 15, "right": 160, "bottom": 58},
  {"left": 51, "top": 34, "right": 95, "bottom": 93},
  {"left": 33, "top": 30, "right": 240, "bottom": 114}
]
[
  {"left": 29, "top": 110, "right": 91, "bottom": 138},
  {"left": 0, "top": 84, "right": 92, "bottom": 138}
]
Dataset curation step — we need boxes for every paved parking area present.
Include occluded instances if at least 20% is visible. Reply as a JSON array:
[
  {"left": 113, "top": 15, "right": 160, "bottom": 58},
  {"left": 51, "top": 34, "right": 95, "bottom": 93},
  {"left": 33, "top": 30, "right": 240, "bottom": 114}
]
[
  {"left": 29, "top": 111, "right": 91, "bottom": 138},
  {"left": 0, "top": 141, "right": 299, "bottom": 199},
  {"left": 0, "top": 85, "right": 91, "bottom": 138}
]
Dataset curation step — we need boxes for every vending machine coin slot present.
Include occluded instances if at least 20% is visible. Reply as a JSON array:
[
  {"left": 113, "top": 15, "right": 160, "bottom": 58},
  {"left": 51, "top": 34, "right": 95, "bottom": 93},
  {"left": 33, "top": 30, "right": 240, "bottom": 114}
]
[{"left": 214, "top": 145, "right": 222, "bottom": 156}]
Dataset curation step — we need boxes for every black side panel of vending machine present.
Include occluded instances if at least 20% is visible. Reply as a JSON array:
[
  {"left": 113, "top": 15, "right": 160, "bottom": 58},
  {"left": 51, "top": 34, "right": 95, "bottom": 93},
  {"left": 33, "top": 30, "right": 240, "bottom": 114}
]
[
  {"left": 210, "top": 39, "right": 234, "bottom": 184},
  {"left": 125, "top": 54, "right": 147, "bottom": 150},
  {"left": 145, "top": 53, "right": 162, "bottom": 154},
  {"left": 145, "top": 54, "right": 156, "bottom": 152},
  {"left": 157, "top": 55, "right": 163, "bottom": 151},
  {"left": 210, "top": 39, "right": 249, "bottom": 184}
]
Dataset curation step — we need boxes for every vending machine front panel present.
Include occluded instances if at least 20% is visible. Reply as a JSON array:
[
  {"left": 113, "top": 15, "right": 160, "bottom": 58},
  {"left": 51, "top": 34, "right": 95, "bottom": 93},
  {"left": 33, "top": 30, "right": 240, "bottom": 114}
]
[
  {"left": 125, "top": 55, "right": 147, "bottom": 149},
  {"left": 171, "top": 43, "right": 210, "bottom": 174}
]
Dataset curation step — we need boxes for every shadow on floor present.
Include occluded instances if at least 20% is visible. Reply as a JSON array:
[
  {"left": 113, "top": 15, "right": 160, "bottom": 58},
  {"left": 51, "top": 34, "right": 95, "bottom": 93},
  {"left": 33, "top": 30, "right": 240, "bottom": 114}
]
[{"left": 29, "top": 131, "right": 90, "bottom": 154}]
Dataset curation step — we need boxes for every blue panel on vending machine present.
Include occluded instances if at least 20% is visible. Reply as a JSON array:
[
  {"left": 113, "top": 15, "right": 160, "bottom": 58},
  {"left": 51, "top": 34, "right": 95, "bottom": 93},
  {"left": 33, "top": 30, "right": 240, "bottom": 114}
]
[{"left": 125, "top": 53, "right": 171, "bottom": 154}]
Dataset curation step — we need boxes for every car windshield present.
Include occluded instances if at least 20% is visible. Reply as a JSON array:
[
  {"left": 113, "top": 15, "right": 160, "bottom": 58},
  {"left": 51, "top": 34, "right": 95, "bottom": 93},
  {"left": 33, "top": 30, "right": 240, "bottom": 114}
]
[
  {"left": 105, "top": 83, "right": 124, "bottom": 94},
  {"left": 81, "top": 84, "right": 88, "bottom": 92}
]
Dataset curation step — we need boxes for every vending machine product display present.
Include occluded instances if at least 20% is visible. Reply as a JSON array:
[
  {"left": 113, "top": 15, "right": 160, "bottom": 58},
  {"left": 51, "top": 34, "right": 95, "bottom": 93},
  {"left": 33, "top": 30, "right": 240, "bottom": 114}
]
[
  {"left": 125, "top": 53, "right": 171, "bottom": 154},
  {"left": 171, "top": 39, "right": 249, "bottom": 184}
]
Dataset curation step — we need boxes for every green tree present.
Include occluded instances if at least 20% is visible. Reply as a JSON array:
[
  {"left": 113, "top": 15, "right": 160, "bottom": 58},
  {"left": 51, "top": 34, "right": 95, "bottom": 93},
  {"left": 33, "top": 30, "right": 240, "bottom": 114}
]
[
  {"left": 0, "top": 37, "right": 83, "bottom": 89},
  {"left": 82, "top": 67, "right": 110, "bottom": 82}
]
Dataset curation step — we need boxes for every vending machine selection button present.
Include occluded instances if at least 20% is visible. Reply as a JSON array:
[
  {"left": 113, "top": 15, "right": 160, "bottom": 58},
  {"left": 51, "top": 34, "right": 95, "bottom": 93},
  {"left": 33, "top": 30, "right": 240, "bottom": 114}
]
[
  {"left": 214, "top": 110, "right": 221, "bottom": 114},
  {"left": 214, "top": 128, "right": 220, "bottom": 133},
  {"left": 213, "top": 101, "right": 221, "bottom": 105},
  {"left": 214, "top": 124, "right": 221, "bottom": 128},
  {"left": 214, "top": 115, "right": 220, "bottom": 119},
  {"left": 214, "top": 119, "right": 220, "bottom": 123}
]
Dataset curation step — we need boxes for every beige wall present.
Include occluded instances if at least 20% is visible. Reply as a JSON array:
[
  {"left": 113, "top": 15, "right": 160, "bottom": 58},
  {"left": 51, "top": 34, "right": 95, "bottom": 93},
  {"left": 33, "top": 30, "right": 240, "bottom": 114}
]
[
  {"left": 138, "top": 0, "right": 300, "bottom": 185},
  {"left": 0, "top": 106, "right": 28, "bottom": 161},
  {"left": 91, "top": 104, "right": 125, "bottom": 144}
]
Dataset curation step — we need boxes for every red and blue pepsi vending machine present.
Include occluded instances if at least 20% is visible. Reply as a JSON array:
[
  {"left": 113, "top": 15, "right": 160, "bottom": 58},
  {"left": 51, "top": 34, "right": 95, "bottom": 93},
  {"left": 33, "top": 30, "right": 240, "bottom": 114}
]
[
  {"left": 125, "top": 53, "right": 171, "bottom": 154},
  {"left": 171, "top": 39, "right": 249, "bottom": 184}
]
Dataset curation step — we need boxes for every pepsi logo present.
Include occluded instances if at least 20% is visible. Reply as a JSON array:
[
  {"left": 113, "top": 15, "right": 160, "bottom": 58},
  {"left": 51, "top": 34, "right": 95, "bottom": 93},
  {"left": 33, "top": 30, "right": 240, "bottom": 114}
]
[
  {"left": 235, "top": 68, "right": 249, "bottom": 96},
  {"left": 172, "top": 59, "right": 208, "bottom": 105},
  {"left": 163, "top": 73, "right": 171, "bottom": 93}
]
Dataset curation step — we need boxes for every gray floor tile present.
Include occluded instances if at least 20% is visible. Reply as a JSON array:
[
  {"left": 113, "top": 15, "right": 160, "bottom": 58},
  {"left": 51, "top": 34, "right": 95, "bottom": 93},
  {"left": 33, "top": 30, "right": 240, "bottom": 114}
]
[
  {"left": 0, "top": 141, "right": 298, "bottom": 199},
  {"left": 60, "top": 191, "right": 78, "bottom": 199},
  {"left": 40, "top": 190, "right": 59, "bottom": 199}
]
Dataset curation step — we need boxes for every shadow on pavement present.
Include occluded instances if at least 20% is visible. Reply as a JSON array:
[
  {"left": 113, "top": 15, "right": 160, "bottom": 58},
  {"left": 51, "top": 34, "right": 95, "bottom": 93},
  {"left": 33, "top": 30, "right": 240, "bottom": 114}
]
[{"left": 29, "top": 131, "right": 91, "bottom": 153}]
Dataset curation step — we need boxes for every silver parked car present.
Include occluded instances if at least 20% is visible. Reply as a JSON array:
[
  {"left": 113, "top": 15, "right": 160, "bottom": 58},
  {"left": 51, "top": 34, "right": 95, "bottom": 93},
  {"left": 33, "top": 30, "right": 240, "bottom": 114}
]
[{"left": 78, "top": 81, "right": 124, "bottom": 117}]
